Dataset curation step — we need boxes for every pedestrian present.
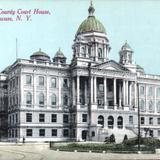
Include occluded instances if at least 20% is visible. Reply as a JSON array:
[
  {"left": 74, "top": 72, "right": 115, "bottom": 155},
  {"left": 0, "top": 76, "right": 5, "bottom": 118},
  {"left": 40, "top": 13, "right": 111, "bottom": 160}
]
[{"left": 22, "top": 136, "right": 25, "bottom": 144}]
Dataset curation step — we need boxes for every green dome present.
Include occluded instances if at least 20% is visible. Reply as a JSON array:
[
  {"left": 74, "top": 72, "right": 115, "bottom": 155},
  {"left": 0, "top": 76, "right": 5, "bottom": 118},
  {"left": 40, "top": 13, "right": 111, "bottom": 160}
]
[
  {"left": 31, "top": 48, "right": 49, "bottom": 57},
  {"left": 77, "top": 16, "right": 106, "bottom": 35},
  {"left": 76, "top": 1, "right": 106, "bottom": 35}
]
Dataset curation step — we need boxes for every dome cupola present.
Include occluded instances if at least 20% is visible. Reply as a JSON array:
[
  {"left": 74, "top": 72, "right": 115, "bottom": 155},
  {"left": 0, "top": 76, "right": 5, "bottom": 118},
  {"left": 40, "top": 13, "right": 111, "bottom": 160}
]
[
  {"left": 30, "top": 48, "right": 50, "bottom": 62},
  {"left": 53, "top": 48, "right": 66, "bottom": 64}
]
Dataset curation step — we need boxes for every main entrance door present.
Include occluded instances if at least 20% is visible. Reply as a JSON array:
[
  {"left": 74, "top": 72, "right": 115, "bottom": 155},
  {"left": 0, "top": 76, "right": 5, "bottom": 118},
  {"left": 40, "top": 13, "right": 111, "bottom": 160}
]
[{"left": 82, "top": 130, "right": 87, "bottom": 140}]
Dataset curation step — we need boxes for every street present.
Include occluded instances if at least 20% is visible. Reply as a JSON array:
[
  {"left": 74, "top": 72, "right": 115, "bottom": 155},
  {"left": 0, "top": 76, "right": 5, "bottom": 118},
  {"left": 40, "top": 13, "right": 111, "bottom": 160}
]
[{"left": 0, "top": 143, "right": 159, "bottom": 160}]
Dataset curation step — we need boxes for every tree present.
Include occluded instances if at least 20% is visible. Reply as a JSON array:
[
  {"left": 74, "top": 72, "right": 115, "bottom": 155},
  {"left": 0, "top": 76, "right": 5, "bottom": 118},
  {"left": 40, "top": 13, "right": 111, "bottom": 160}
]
[
  {"left": 123, "top": 134, "right": 128, "bottom": 143},
  {"left": 109, "top": 134, "right": 116, "bottom": 143}
]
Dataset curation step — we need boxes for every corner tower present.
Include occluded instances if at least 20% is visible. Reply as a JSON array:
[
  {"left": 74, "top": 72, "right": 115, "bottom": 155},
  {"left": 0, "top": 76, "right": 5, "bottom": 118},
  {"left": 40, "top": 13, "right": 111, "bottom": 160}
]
[
  {"left": 119, "top": 42, "right": 136, "bottom": 72},
  {"left": 71, "top": 1, "right": 111, "bottom": 66}
]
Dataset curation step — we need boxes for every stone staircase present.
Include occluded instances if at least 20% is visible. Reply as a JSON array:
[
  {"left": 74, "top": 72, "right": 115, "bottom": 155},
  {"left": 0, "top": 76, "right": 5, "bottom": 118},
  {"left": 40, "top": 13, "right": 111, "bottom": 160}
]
[{"left": 98, "top": 127, "right": 137, "bottom": 143}]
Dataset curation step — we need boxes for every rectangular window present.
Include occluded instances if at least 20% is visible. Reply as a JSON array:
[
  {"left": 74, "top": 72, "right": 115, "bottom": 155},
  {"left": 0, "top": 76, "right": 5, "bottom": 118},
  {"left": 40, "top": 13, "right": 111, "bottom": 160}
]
[
  {"left": 141, "top": 117, "right": 145, "bottom": 125},
  {"left": 16, "top": 113, "right": 18, "bottom": 123},
  {"left": 129, "top": 116, "right": 133, "bottom": 125},
  {"left": 26, "top": 75, "right": 32, "bottom": 85},
  {"left": 149, "top": 130, "right": 153, "bottom": 137},
  {"left": 26, "top": 113, "right": 32, "bottom": 122},
  {"left": 26, "top": 129, "right": 32, "bottom": 137},
  {"left": 63, "top": 114, "right": 69, "bottom": 123},
  {"left": 149, "top": 117, "right": 153, "bottom": 125},
  {"left": 51, "top": 114, "right": 57, "bottom": 123},
  {"left": 51, "top": 78, "right": 56, "bottom": 88},
  {"left": 158, "top": 130, "right": 160, "bottom": 137},
  {"left": 82, "top": 114, "right": 87, "bottom": 122},
  {"left": 39, "top": 76, "right": 44, "bottom": 86},
  {"left": 157, "top": 118, "right": 160, "bottom": 125},
  {"left": 140, "top": 86, "right": 145, "bottom": 95},
  {"left": 63, "top": 129, "right": 69, "bottom": 137},
  {"left": 63, "top": 79, "right": 68, "bottom": 88},
  {"left": 39, "top": 114, "right": 45, "bottom": 122},
  {"left": 39, "top": 129, "right": 45, "bottom": 137},
  {"left": 52, "top": 129, "right": 57, "bottom": 136}
]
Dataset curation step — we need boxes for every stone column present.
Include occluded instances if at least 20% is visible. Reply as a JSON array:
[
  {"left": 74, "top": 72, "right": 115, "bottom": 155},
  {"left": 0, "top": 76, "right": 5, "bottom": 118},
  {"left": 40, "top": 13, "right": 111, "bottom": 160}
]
[
  {"left": 77, "top": 76, "right": 80, "bottom": 104},
  {"left": 104, "top": 77, "right": 107, "bottom": 105},
  {"left": 145, "top": 85, "right": 147, "bottom": 111},
  {"left": 155, "top": 86, "right": 157, "bottom": 113},
  {"left": 123, "top": 79, "right": 126, "bottom": 106},
  {"left": 95, "top": 43, "right": 98, "bottom": 61},
  {"left": 90, "top": 76, "right": 93, "bottom": 104},
  {"left": 114, "top": 78, "right": 117, "bottom": 106},
  {"left": 58, "top": 77, "right": 61, "bottom": 108},
  {"left": 46, "top": 75, "right": 49, "bottom": 108},
  {"left": 85, "top": 79, "right": 88, "bottom": 105},
  {"left": 126, "top": 80, "right": 129, "bottom": 105},
  {"left": 20, "top": 74, "right": 24, "bottom": 107},
  {"left": 129, "top": 82, "right": 132, "bottom": 106},
  {"left": 72, "top": 77, "right": 75, "bottom": 105},
  {"left": 119, "top": 82, "right": 122, "bottom": 108},
  {"left": 94, "top": 77, "right": 97, "bottom": 103},
  {"left": 134, "top": 82, "right": 137, "bottom": 108},
  {"left": 33, "top": 71, "right": 36, "bottom": 108}
]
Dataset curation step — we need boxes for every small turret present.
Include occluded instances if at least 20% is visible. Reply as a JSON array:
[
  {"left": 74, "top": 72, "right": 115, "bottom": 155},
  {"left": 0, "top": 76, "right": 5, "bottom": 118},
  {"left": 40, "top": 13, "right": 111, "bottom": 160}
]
[
  {"left": 53, "top": 48, "right": 66, "bottom": 64},
  {"left": 119, "top": 41, "right": 133, "bottom": 65}
]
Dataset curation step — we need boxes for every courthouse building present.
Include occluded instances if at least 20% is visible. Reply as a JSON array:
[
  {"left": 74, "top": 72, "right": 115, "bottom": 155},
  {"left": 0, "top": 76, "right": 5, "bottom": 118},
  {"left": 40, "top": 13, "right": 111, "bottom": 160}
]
[{"left": 0, "top": 2, "right": 160, "bottom": 142}]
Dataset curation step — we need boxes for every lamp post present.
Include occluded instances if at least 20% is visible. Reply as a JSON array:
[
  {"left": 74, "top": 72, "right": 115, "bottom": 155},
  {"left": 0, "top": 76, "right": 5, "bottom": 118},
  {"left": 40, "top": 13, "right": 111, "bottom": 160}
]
[{"left": 137, "top": 83, "right": 141, "bottom": 151}]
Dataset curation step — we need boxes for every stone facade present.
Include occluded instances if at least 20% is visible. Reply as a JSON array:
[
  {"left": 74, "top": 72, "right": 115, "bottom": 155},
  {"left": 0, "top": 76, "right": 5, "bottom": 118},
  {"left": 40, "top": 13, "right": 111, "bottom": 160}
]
[{"left": 0, "top": 2, "right": 160, "bottom": 143}]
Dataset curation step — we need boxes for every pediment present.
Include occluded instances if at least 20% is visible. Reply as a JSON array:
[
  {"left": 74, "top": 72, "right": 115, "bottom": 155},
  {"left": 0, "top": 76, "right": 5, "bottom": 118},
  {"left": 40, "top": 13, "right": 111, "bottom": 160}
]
[{"left": 93, "top": 60, "right": 129, "bottom": 72}]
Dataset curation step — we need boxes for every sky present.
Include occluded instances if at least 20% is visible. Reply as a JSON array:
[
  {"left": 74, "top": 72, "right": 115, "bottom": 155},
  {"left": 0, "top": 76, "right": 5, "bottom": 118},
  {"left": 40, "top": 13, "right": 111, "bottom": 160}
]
[{"left": 0, "top": 0, "right": 160, "bottom": 75}]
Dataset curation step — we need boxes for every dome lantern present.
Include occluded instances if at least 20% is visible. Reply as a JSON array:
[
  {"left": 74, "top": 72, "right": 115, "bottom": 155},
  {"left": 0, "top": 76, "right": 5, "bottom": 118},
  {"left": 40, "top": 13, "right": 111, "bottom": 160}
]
[{"left": 88, "top": 1, "right": 95, "bottom": 17}]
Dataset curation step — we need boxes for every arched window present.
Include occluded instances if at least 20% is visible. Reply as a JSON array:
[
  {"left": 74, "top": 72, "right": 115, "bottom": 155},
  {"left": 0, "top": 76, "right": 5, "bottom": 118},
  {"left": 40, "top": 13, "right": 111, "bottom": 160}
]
[
  {"left": 63, "top": 95, "right": 68, "bottom": 106},
  {"left": 157, "top": 101, "right": 160, "bottom": 112},
  {"left": 140, "top": 99, "right": 145, "bottom": 111},
  {"left": 98, "top": 48, "right": 103, "bottom": 58},
  {"left": 148, "top": 86, "right": 153, "bottom": 96},
  {"left": 51, "top": 78, "right": 56, "bottom": 88},
  {"left": 140, "top": 86, "right": 145, "bottom": 95},
  {"left": 39, "top": 93, "right": 44, "bottom": 106},
  {"left": 81, "top": 47, "right": 86, "bottom": 57},
  {"left": 108, "top": 116, "right": 114, "bottom": 129},
  {"left": 98, "top": 115, "right": 104, "bottom": 127},
  {"left": 117, "top": 116, "right": 123, "bottom": 129},
  {"left": 149, "top": 100, "right": 154, "bottom": 112},
  {"left": 51, "top": 94, "right": 56, "bottom": 106},
  {"left": 26, "top": 92, "right": 32, "bottom": 106},
  {"left": 157, "top": 88, "right": 160, "bottom": 97}
]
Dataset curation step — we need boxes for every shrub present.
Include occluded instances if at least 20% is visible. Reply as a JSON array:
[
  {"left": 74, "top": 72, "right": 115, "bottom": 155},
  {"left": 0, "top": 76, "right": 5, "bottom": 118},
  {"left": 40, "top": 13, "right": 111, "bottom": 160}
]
[
  {"left": 110, "top": 134, "right": 116, "bottom": 143},
  {"left": 123, "top": 134, "right": 128, "bottom": 143}
]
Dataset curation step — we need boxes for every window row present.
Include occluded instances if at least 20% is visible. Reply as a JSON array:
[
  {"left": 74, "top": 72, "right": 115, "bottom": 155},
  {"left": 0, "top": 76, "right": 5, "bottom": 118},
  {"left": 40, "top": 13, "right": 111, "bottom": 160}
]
[
  {"left": 9, "top": 113, "right": 18, "bottom": 125},
  {"left": 141, "top": 117, "right": 160, "bottom": 125},
  {"left": 8, "top": 128, "right": 69, "bottom": 138},
  {"left": 97, "top": 115, "right": 123, "bottom": 129},
  {"left": 26, "top": 113, "right": 69, "bottom": 123},
  {"left": 26, "top": 128, "right": 69, "bottom": 137},
  {"left": 9, "top": 77, "right": 19, "bottom": 89},
  {"left": 140, "top": 86, "right": 160, "bottom": 97},
  {"left": 26, "top": 75, "right": 69, "bottom": 88},
  {"left": 139, "top": 100, "right": 160, "bottom": 112},
  {"left": 9, "top": 95, "right": 18, "bottom": 106},
  {"left": 25, "top": 92, "right": 68, "bottom": 106}
]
